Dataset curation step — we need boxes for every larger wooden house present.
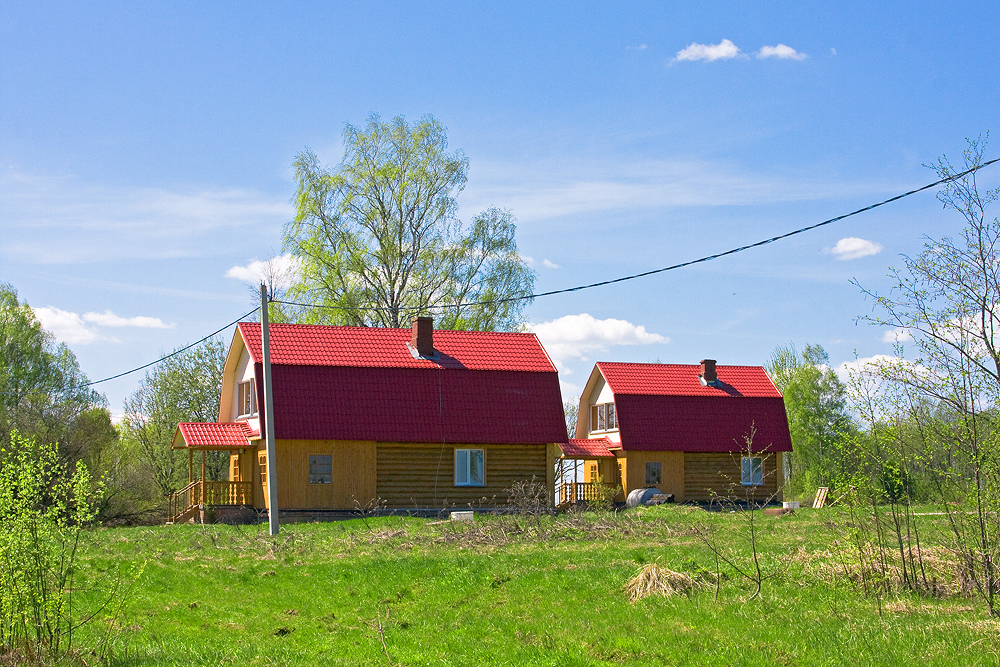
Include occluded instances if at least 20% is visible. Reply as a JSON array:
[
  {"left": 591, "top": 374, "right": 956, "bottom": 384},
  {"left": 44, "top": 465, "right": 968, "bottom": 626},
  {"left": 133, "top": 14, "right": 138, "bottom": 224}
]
[
  {"left": 168, "top": 317, "right": 568, "bottom": 523},
  {"left": 560, "top": 359, "right": 792, "bottom": 504}
]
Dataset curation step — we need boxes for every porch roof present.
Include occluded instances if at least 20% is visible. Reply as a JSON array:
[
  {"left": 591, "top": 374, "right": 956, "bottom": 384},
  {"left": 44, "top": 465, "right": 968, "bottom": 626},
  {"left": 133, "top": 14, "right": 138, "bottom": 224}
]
[
  {"left": 172, "top": 421, "right": 255, "bottom": 450},
  {"left": 560, "top": 437, "right": 617, "bottom": 458}
]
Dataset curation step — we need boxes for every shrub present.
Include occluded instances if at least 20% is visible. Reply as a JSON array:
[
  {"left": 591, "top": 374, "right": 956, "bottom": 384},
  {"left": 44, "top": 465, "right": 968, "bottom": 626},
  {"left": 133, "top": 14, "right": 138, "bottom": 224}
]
[{"left": 0, "top": 431, "right": 104, "bottom": 660}]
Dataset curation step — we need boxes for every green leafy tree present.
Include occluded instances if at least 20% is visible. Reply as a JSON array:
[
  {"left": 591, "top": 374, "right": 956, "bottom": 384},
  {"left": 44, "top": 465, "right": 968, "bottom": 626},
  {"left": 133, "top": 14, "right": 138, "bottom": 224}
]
[
  {"left": 767, "top": 343, "right": 852, "bottom": 495},
  {"left": 0, "top": 283, "right": 115, "bottom": 465},
  {"left": 120, "top": 338, "right": 227, "bottom": 505},
  {"left": 285, "top": 114, "right": 536, "bottom": 331}
]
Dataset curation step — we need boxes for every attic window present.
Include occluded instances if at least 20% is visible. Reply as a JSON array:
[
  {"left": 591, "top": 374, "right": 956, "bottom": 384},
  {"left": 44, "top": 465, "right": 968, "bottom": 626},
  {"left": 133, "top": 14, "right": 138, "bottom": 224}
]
[
  {"left": 237, "top": 380, "right": 257, "bottom": 418},
  {"left": 590, "top": 402, "right": 617, "bottom": 433}
]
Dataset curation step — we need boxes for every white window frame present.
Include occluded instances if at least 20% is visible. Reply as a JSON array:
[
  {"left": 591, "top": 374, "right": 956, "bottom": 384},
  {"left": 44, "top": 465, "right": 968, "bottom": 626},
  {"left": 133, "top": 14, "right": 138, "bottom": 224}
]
[
  {"left": 237, "top": 380, "right": 257, "bottom": 418},
  {"left": 741, "top": 456, "right": 764, "bottom": 486},
  {"left": 590, "top": 401, "right": 618, "bottom": 433},
  {"left": 308, "top": 454, "right": 332, "bottom": 485},
  {"left": 454, "top": 448, "right": 485, "bottom": 487}
]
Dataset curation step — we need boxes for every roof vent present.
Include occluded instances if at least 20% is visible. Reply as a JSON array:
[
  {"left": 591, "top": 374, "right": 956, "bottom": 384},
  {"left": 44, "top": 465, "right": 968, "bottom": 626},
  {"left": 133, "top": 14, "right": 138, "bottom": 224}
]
[
  {"left": 408, "top": 316, "right": 437, "bottom": 359},
  {"left": 699, "top": 359, "right": 719, "bottom": 387}
]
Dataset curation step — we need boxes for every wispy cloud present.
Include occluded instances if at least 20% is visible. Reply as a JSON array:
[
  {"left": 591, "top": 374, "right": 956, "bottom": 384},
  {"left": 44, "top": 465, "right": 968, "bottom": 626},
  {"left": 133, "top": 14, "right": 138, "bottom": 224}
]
[
  {"left": 627, "top": 44, "right": 648, "bottom": 51},
  {"left": 530, "top": 313, "right": 668, "bottom": 373},
  {"left": 33, "top": 306, "right": 173, "bottom": 345},
  {"left": 834, "top": 354, "right": 901, "bottom": 384},
  {"left": 0, "top": 170, "right": 292, "bottom": 264},
  {"left": 757, "top": 44, "right": 807, "bottom": 60},
  {"left": 673, "top": 39, "right": 743, "bottom": 63},
  {"left": 542, "top": 259, "right": 561, "bottom": 269},
  {"left": 460, "top": 158, "right": 895, "bottom": 223},
  {"left": 827, "top": 237, "right": 884, "bottom": 260}
]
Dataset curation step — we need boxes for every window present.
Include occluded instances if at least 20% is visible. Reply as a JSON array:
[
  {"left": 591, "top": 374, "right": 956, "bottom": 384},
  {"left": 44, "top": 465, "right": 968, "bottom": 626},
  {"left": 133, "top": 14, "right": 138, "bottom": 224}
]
[
  {"left": 588, "top": 462, "right": 598, "bottom": 482},
  {"left": 590, "top": 402, "right": 618, "bottom": 432},
  {"left": 238, "top": 380, "right": 257, "bottom": 418},
  {"left": 645, "top": 461, "right": 661, "bottom": 486},
  {"left": 309, "top": 454, "right": 332, "bottom": 484},
  {"left": 258, "top": 452, "right": 267, "bottom": 485},
  {"left": 455, "top": 449, "right": 485, "bottom": 486},
  {"left": 617, "top": 461, "right": 624, "bottom": 484},
  {"left": 742, "top": 457, "right": 764, "bottom": 486}
]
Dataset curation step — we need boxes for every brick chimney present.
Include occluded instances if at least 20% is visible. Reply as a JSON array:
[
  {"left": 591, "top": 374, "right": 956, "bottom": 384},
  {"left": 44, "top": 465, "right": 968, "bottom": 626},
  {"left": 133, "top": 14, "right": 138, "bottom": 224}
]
[
  {"left": 700, "top": 359, "right": 718, "bottom": 385},
  {"left": 411, "top": 316, "right": 435, "bottom": 357}
]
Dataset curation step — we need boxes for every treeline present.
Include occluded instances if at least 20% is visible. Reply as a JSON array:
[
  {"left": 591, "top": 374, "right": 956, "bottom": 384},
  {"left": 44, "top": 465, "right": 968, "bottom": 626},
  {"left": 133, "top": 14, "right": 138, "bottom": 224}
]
[{"left": 0, "top": 282, "right": 227, "bottom": 523}]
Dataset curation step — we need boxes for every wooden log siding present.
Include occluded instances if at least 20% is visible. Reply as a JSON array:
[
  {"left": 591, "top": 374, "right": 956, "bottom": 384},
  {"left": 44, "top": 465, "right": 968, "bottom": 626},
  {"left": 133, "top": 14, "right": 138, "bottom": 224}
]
[
  {"left": 683, "top": 452, "right": 779, "bottom": 503},
  {"left": 376, "top": 442, "right": 548, "bottom": 509}
]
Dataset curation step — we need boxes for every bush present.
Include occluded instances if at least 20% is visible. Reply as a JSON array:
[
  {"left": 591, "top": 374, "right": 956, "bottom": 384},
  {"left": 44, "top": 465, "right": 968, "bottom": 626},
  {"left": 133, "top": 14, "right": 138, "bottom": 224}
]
[{"left": 0, "top": 431, "right": 104, "bottom": 660}]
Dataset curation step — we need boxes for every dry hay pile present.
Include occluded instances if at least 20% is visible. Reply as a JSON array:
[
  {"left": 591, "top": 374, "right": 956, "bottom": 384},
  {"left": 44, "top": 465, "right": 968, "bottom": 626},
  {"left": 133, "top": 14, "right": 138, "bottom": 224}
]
[{"left": 625, "top": 563, "right": 699, "bottom": 603}]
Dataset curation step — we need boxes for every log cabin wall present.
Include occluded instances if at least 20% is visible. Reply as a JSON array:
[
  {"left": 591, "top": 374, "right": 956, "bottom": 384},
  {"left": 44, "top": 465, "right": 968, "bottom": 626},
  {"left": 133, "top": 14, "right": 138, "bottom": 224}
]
[
  {"left": 683, "top": 452, "right": 778, "bottom": 503},
  {"left": 622, "top": 450, "right": 684, "bottom": 502},
  {"left": 275, "top": 439, "right": 377, "bottom": 510},
  {"left": 376, "top": 442, "right": 548, "bottom": 509}
]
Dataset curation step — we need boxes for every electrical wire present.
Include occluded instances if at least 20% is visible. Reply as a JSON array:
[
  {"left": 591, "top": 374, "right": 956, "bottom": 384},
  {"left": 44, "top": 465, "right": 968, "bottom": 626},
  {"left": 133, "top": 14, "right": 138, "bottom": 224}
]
[
  {"left": 75, "top": 308, "right": 260, "bottom": 388},
  {"left": 18, "top": 154, "right": 998, "bottom": 393},
  {"left": 273, "top": 156, "right": 1000, "bottom": 314}
]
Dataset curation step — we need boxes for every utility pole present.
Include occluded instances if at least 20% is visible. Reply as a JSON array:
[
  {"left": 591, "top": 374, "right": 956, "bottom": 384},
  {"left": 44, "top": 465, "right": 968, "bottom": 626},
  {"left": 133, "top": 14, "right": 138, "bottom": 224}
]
[{"left": 260, "top": 284, "right": 279, "bottom": 536}]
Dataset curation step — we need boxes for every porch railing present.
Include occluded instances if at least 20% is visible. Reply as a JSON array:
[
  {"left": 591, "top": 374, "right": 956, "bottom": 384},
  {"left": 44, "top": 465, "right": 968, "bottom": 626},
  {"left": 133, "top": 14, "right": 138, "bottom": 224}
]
[
  {"left": 168, "top": 480, "right": 253, "bottom": 523},
  {"left": 557, "top": 481, "right": 612, "bottom": 505}
]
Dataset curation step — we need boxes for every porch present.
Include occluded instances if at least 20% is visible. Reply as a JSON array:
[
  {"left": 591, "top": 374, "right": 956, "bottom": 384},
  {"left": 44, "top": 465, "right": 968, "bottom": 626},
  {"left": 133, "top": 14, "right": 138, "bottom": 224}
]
[
  {"left": 556, "top": 437, "right": 622, "bottom": 509},
  {"left": 168, "top": 421, "right": 258, "bottom": 524},
  {"left": 167, "top": 480, "right": 254, "bottom": 524}
]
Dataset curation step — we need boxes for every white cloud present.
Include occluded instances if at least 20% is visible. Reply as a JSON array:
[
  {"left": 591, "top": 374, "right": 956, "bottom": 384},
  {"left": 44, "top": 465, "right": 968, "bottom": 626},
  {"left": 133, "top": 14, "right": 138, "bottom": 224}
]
[
  {"left": 82, "top": 310, "right": 173, "bottom": 329},
  {"left": 830, "top": 48, "right": 837, "bottom": 56},
  {"left": 542, "top": 259, "right": 561, "bottom": 269},
  {"left": 32, "top": 306, "right": 173, "bottom": 345},
  {"left": 0, "top": 170, "right": 292, "bottom": 264},
  {"left": 33, "top": 307, "right": 101, "bottom": 345},
  {"left": 226, "top": 253, "right": 302, "bottom": 290},
  {"left": 530, "top": 313, "right": 669, "bottom": 373},
  {"left": 673, "top": 39, "right": 743, "bottom": 63},
  {"left": 757, "top": 44, "right": 807, "bottom": 60},
  {"left": 881, "top": 327, "right": 912, "bottom": 343},
  {"left": 627, "top": 44, "right": 648, "bottom": 51},
  {"left": 828, "top": 237, "right": 883, "bottom": 260},
  {"left": 834, "top": 354, "right": 901, "bottom": 384}
]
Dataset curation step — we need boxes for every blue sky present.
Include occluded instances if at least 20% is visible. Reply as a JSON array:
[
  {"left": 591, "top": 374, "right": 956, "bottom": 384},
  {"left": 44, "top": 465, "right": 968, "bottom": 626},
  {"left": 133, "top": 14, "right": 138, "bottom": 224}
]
[{"left": 2, "top": 1, "right": 999, "bottom": 414}]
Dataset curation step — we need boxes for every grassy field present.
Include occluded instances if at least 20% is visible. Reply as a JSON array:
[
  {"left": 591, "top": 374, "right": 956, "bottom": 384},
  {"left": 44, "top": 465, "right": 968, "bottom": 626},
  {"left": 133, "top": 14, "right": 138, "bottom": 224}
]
[{"left": 64, "top": 505, "right": 1000, "bottom": 666}]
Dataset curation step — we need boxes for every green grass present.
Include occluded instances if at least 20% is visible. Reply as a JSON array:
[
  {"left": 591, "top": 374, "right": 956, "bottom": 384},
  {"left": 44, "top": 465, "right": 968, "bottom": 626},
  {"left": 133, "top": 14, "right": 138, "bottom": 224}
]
[{"left": 64, "top": 506, "right": 1000, "bottom": 666}]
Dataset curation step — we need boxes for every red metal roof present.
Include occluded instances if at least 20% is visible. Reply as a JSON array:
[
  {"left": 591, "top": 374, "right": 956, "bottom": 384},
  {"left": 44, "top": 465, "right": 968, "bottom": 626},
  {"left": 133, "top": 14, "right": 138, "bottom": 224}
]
[
  {"left": 238, "top": 322, "right": 557, "bottom": 372},
  {"left": 266, "top": 365, "right": 567, "bottom": 444},
  {"left": 594, "top": 362, "right": 792, "bottom": 453},
  {"left": 173, "top": 422, "right": 253, "bottom": 449},
  {"left": 561, "top": 437, "right": 616, "bottom": 458},
  {"left": 596, "top": 362, "right": 781, "bottom": 397},
  {"left": 234, "top": 323, "right": 567, "bottom": 445}
]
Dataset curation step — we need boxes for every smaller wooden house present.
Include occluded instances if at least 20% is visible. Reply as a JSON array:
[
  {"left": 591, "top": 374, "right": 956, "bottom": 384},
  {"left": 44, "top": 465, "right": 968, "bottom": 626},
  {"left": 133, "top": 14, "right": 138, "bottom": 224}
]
[
  {"left": 168, "top": 317, "right": 568, "bottom": 522},
  {"left": 562, "top": 359, "right": 792, "bottom": 504}
]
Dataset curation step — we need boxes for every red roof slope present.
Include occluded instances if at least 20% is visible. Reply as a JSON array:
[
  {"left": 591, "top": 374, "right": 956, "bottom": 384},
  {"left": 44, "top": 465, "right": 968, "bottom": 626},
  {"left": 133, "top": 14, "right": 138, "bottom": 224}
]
[
  {"left": 239, "top": 323, "right": 556, "bottom": 372},
  {"left": 561, "top": 437, "right": 616, "bottom": 458},
  {"left": 237, "top": 323, "right": 567, "bottom": 445},
  {"left": 173, "top": 422, "right": 253, "bottom": 449},
  {"left": 597, "top": 362, "right": 781, "bottom": 397},
  {"left": 595, "top": 362, "right": 791, "bottom": 453}
]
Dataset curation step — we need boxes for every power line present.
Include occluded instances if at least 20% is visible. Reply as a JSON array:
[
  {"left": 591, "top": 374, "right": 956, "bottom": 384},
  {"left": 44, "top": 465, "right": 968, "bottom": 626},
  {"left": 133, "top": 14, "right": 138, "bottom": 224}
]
[
  {"left": 31, "top": 154, "right": 1000, "bottom": 392},
  {"left": 76, "top": 308, "right": 260, "bottom": 388},
  {"left": 274, "top": 156, "right": 1000, "bottom": 314}
]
